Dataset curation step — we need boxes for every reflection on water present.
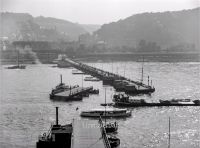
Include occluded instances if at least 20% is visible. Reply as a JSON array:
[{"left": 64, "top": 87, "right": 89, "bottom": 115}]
[{"left": 0, "top": 62, "right": 200, "bottom": 148}]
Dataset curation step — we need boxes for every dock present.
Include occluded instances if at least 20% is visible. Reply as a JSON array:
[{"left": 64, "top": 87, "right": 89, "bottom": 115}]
[
  {"left": 72, "top": 119, "right": 111, "bottom": 148},
  {"left": 64, "top": 58, "right": 155, "bottom": 95}
]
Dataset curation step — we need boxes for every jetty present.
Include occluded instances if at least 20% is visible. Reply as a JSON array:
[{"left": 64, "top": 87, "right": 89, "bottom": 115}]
[{"left": 63, "top": 58, "right": 155, "bottom": 95}]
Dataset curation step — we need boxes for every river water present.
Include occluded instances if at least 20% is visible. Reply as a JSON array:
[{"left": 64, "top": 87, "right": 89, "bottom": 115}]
[{"left": 0, "top": 62, "right": 200, "bottom": 148}]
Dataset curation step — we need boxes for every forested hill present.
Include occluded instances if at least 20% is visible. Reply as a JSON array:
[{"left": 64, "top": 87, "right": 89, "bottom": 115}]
[
  {"left": 94, "top": 7, "right": 200, "bottom": 50},
  {"left": 1, "top": 12, "right": 100, "bottom": 41}
]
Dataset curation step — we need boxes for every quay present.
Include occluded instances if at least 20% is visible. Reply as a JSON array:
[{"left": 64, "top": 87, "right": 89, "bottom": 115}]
[
  {"left": 72, "top": 119, "right": 111, "bottom": 148},
  {"left": 64, "top": 58, "right": 155, "bottom": 95},
  {"left": 50, "top": 86, "right": 93, "bottom": 101}
]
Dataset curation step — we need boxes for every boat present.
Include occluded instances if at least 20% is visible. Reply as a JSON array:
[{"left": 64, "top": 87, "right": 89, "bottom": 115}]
[
  {"left": 113, "top": 94, "right": 200, "bottom": 107},
  {"left": 102, "top": 88, "right": 118, "bottom": 133},
  {"left": 7, "top": 50, "right": 26, "bottom": 69},
  {"left": 36, "top": 107, "right": 72, "bottom": 148},
  {"left": 159, "top": 99, "right": 199, "bottom": 105},
  {"left": 72, "top": 69, "right": 85, "bottom": 75},
  {"left": 84, "top": 76, "right": 100, "bottom": 81},
  {"left": 107, "top": 135, "right": 120, "bottom": 148},
  {"left": 49, "top": 75, "right": 83, "bottom": 101},
  {"left": 51, "top": 75, "right": 70, "bottom": 93},
  {"left": 104, "top": 122, "right": 118, "bottom": 133},
  {"left": 88, "top": 89, "right": 99, "bottom": 94},
  {"left": 80, "top": 108, "right": 131, "bottom": 118}
]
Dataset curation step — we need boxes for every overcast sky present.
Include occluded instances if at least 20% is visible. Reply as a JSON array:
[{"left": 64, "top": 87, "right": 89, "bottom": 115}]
[{"left": 1, "top": 0, "right": 199, "bottom": 24}]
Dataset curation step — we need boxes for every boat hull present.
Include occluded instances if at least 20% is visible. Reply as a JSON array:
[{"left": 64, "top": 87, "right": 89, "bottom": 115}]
[
  {"left": 50, "top": 94, "right": 83, "bottom": 101},
  {"left": 114, "top": 102, "right": 200, "bottom": 107},
  {"left": 80, "top": 112, "right": 131, "bottom": 118}
]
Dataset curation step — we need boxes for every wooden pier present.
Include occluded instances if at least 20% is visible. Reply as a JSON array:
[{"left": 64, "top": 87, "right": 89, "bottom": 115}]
[
  {"left": 72, "top": 119, "right": 111, "bottom": 148},
  {"left": 64, "top": 58, "right": 155, "bottom": 95}
]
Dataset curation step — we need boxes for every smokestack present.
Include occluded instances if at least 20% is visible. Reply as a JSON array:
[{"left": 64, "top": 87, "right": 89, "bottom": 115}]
[{"left": 56, "top": 107, "right": 59, "bottom": 125}]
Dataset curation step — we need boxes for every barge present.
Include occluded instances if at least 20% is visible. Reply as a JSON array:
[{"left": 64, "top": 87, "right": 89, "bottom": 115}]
[{"left": 113, "top": 94, "right": 200, "bottom": 107}]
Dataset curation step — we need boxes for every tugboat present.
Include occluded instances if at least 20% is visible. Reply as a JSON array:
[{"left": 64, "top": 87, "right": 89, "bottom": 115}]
[
  {"left": 36, "top": 107, "right": 72, "bottom": 148},
  {"left": 49, "top": 75, "right": 83, "bottom": 101},
  {"left": 50, "top": 75, "right": 70, "bottom": 96}
]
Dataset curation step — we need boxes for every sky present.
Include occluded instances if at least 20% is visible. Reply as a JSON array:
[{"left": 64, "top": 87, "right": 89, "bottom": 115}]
[{"left": 1, "top": 0, "right": 199, "bottom": 25}]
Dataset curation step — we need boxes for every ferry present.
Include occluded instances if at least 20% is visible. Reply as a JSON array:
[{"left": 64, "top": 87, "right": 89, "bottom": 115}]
[{"left": 80, "top": 108, "right": 132, "bottom": 118}]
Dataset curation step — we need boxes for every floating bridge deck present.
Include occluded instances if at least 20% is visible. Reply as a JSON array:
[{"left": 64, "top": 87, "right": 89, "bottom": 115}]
[
  {"left": 64, "top": 58, "right": 155, "bottom": 94},
  {"left": 72, "top": 119, "right": 111, "bottom": 148}
]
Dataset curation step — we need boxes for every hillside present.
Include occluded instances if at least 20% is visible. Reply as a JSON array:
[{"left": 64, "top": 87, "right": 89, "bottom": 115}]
[
  {"left": 34, "top": 16, "right": 87, "bottom": 40},
  {"left": 94, "top": 8, "right": 200, "bottom": 50},
  {"left": 0, "top": 12, "right": 100, "bottom": 41}
]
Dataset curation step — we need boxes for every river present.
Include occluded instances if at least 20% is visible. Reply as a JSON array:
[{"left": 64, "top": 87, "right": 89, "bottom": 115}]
[{"left": 0, "top": 61, "right": 200, "bottom": 148}]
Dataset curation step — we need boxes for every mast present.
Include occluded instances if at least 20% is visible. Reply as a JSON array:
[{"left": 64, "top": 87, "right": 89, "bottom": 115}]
[
  {"left": 17, "top": 50, "right": 19, "bottom": 66},
  {"left": 104, "top": 88, "right": 106, "bottom": 125},
  {"left": 168, "top": 117, "right": 171, "bottom": 148},
  {"left": 141, "top": 57, "right": 144, "bottom": 84},
  {"left": 81, "top": 74, "right": 83, "bottom": 90}
]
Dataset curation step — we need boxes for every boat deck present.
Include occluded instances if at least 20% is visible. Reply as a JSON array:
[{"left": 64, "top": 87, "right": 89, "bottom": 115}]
[
  {"left": 54, "top": 86, "right": 93, "bottom": 97},
  {"left": 72, "top": 120, "right": 107, "bottom": 148}
]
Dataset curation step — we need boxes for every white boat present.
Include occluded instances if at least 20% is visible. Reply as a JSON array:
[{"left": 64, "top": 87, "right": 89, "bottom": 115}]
[
  {"left": 84, "top": 76, "right": 100, "bottom": 81},
  {"left": 72, "top": 69, "right": 85, "bottom": 74},
  {"left": 80, "top": 108, "right": 131, "bottom": 118}
]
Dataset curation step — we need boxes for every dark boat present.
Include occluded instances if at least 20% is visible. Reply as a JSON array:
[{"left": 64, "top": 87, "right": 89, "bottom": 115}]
[
  {"left": 7, "top": 65, "right": 26, "bottom": 69},
  {"left": 36, "top": 107, "right": 72, "bottom": 148},
  {"left": 103, "top": 88, "right": 118, "bottom": 133},
  {"left": 49, "top": 75, "right": 83, "bottom": 101},
  {"left": 113, "top": 94, "right": 200, "bottom": 107},
  {"left": 107, "top": 135, "right": 120, "bottom": 148},
  {"left": 159, "top": 99, "right": 200, "bottom": 105},
  {"left": 51, "top": 75, "right": 70, "bottom": 93},
  {"left": 104, "top": 122, "right": 118, "bottom": 133},
  {"left": 88, "top": 89, "right": 99, "bottom": 94}
]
